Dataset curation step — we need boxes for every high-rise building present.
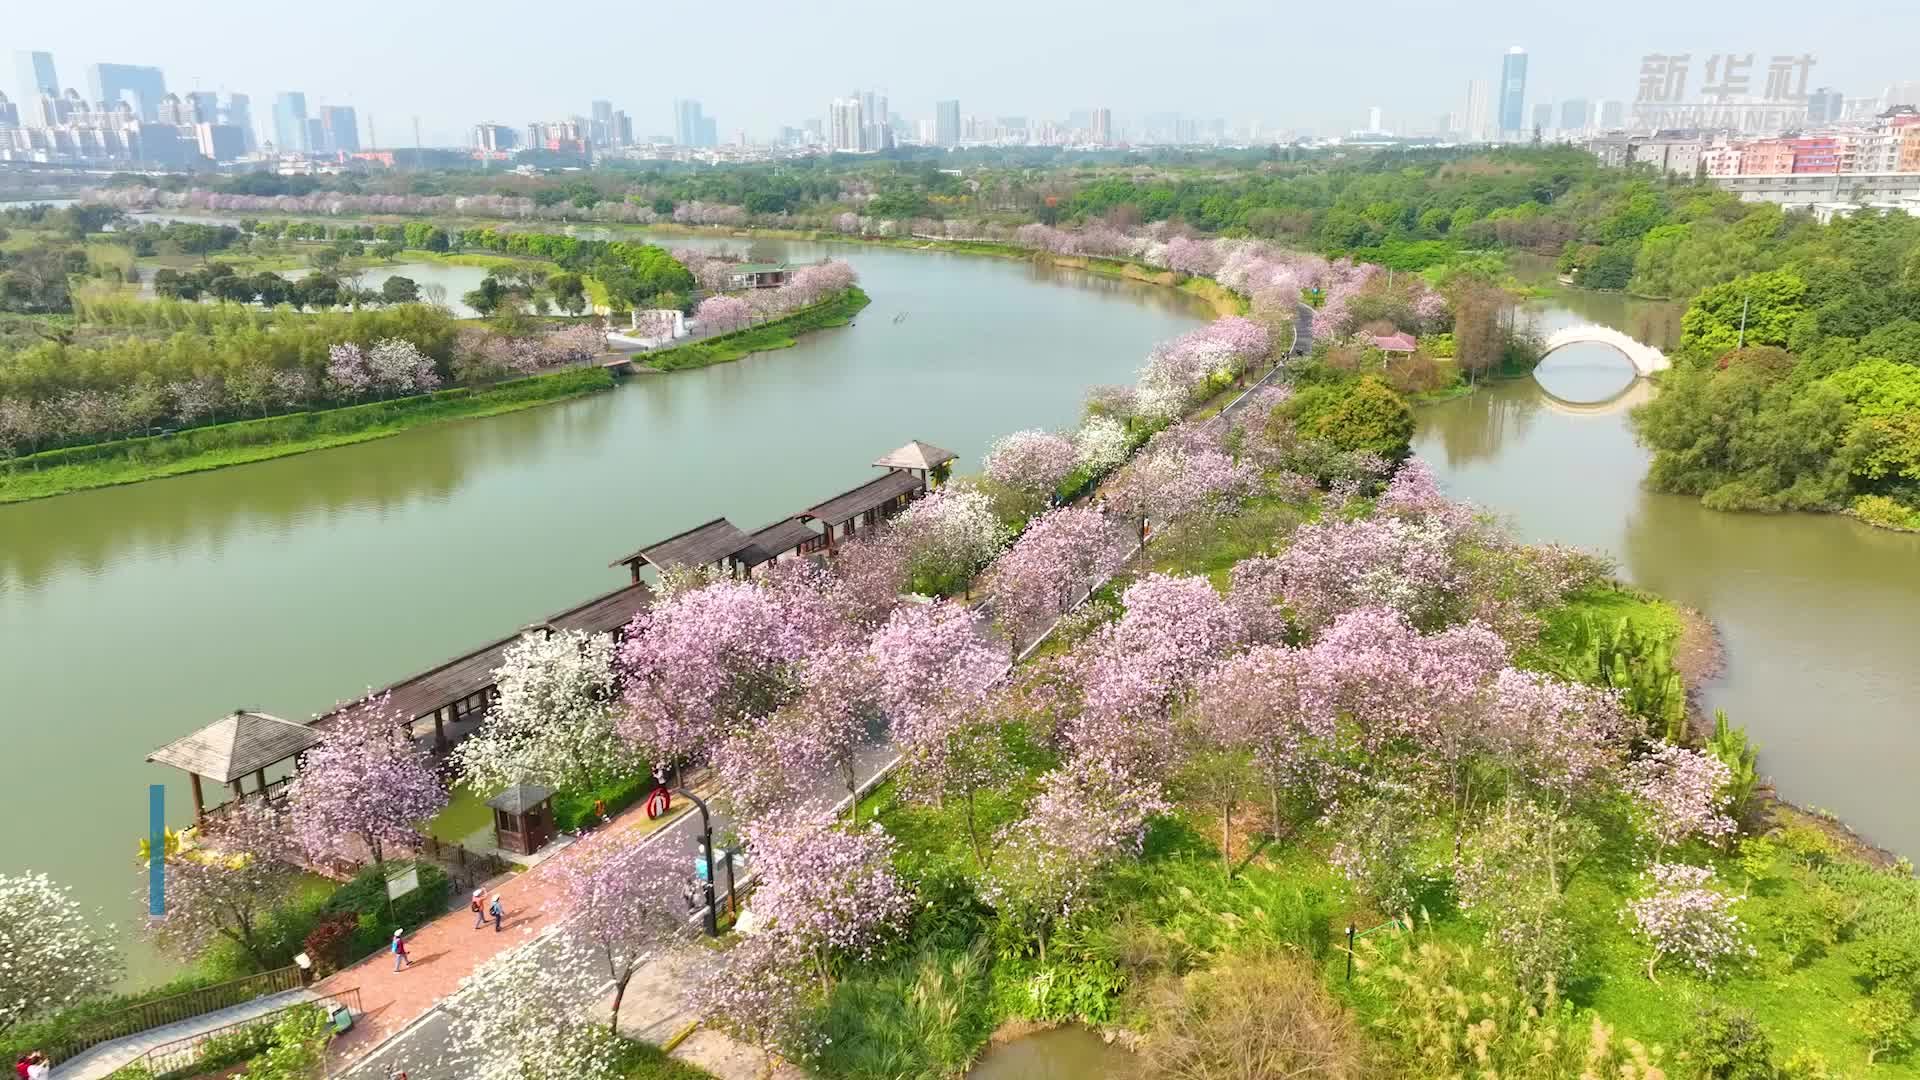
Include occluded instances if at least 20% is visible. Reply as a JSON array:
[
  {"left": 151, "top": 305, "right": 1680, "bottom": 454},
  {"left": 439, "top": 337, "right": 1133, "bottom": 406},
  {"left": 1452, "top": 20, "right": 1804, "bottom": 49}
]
[
  {"left": 1806, "top": 87, "right": 1844, "bottom": 124},
  {"left": 472, "top": 122, "right": 518, "bottom": 152},
  {"left": 1367, "top": 105, "right": 1384, "bottom": 132},
  {"left": 224, "top": 94, "right": 255, "bottom": 149},
  {"left": 16, "top": 51, "right": 58, "bottom": 111},
  {"left": 1531, "top": 103, "right": 1553, "bottom": 134},
  {"left": 306, "top": 117, "right": 325, "bottom": 153},
  {"left": 829, "top": 97, "right": 863, "bottom": 151},
  {"left": 1498, "top": 46, "right": 1528, "bottom": 139},
  {"left": 673, "top": 99, "right": 713, "bottom": 147},
  {"left": 610, "top": 110, "right": 632, "bottom": 147},
  {"left": 184, "top": 90, "right": 218, "bottom": 124},
  {"left": 272, "top": 91, "right": 309, "bottom": 153},
  {"left": 88, "top": 63, "right": 167, "bottom": 121},
  {"left": 1598, "top": 99, "right": 1625, "bottom": 130},
  {"left": 858, "top": 91, "right": 890, "bottom": 150},
  {"left": 1560, "top": 98, "right": 1589, "bottom": 133},
  {"left": 1092, "top": 107, "right": 1112, "bottom": 145},
  {"left": 935, "top": 99, "right": 960, "bottom": 147},
  {"left": 0, "top": 94, "right": 18, "bottom": 128},
  {"left": 155, "top": 93, "right": 193, "bottom": 126},
  {"left": 590, "top": 99, "right": 612, "bottom": 147},
  {"left": 1884, "top": 81, "right": 1920, "bottom": 110},
  {"left": 195, "top": 122, "right": 246, "bottom": 162},
  {"left": 1464, "top": 79, "right": 1491, "bottom": 142},
  {"left": 321, "top": 106, "right": 358, "bottom": 153}
]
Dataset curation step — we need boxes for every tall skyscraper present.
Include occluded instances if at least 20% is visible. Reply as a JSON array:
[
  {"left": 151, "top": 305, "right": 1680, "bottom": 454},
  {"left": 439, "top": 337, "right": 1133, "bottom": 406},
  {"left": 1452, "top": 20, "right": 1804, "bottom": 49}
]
[
  {"left": 272, "top": 91, "right": 309, "bottom": 152},
  {"left": 1498, "top": 46, "right": 1528, "bottom": 139},
  {"left": 16, "top": 51, "right": 58, "bottom": 110},
  {"left": 1531, "top": 103, "right": 1553, "bottom": 134},
  {"left": 88, "top": 63, "right": 167, "bottom": 120},
  {"left": 1560, "top": 98, "right": 1589, "bottom": 133},
  {"left": 673, "top": 99, "right": 714, "bottom": 147},
  {"left": 1806, "top": 87, "right": 1844, "bottom": 124},
  {"left": 1092, "top": 107, "right": 1112, "bottom": 145},
  {"left": 590, "top": 99, "right": 612, "bottom": 147},
  {"left": 224, "top": 94, "right": 255, "bottom": 149},
  {"left": 1598, "top": 99, "right": 1625, "bottom": 129},
  {"left": 610, "top": 109, "right": 632, "bottom": 147},
  {"left": 1367, "top": 105, "right": 1384, "bottom": 132},
  {"left": 934, "top": 99, "right": 960, "bottom": 147},
  {"left": 1464, "top": 79, "right": 1491, "bottom": 141},
  {"left": 321, "top": 106, "right": 359, "bottom": 153},
  {"left": 829, "top": 97, "right": 863, "bottom": 151},
  {"left": 185, "top": 90, "right": 219, "bottom": 124}
]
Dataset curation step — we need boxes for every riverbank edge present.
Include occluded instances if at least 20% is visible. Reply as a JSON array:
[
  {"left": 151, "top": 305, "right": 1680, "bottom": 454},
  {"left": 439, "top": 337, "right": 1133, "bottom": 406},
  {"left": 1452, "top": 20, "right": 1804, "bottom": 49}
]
[
  {"left": 643, "top": 286, "right": 869, "bottom": 372},
  {"left": 0, "top": 368, "right": 616, "bottom": 504},
  {"left": 0, "top": 288, "right": 869, "bottom": 504}
]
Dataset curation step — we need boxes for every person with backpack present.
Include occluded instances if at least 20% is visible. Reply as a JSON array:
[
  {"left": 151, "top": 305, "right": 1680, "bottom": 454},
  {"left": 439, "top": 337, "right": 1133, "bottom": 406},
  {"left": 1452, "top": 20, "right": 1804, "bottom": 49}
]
[
  {"left": 470, "top": 888, "right": 485, "bottom": 928},
  {"left": 488, "top": 894, "right": 504, "bottom": 932},
  {"left": 391, "top": 928, "right": 411, "bottom": 971}
]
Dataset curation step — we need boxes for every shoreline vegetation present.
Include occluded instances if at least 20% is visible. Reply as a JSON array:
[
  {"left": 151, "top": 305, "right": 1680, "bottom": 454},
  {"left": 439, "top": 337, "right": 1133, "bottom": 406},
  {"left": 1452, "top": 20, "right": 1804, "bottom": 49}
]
[{"left": 0, "top": 286, "right": 869, "bottom": 504}]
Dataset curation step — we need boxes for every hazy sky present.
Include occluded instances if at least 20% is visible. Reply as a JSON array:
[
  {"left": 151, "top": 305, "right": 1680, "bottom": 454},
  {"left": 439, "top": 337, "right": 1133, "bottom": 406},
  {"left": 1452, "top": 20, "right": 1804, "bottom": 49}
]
[{"left": 11, "top": 0, "right": 1918, "bottom": 144}]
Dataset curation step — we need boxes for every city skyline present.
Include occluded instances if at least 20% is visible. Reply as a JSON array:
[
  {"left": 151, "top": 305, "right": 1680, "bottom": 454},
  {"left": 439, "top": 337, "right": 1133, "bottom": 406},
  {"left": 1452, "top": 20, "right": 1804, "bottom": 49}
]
[{"left": 6, "top": 0, "right": 1917, "bottom": 146}]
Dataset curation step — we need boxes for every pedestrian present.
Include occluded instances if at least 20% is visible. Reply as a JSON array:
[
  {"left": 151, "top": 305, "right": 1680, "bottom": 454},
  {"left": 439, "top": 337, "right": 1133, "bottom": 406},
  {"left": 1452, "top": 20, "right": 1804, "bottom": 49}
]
[
  {"left": 391, "top": 928, "right": 410, "bottom": 971},
  {"left": 488, "top": 893, "right": 504, "bottom": 933},
  {"left": 15, "top": 1053, "right": 31, "bottom": 1080},
  {"left": 469, "top": 888, "right": 485, "bottom": 929},
  {"left": 24, "top": 1055, "right": 46, "bottom": 1080}
]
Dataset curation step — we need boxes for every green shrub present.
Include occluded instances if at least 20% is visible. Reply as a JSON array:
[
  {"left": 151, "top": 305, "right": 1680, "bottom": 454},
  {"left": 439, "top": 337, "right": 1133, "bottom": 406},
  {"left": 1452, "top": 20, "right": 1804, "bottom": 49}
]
[
  {"left": 1276, "top": 375, "right": 1414, "bottom": 463},
  {"left": 812, "top": 941, "right": 998, "bottom": 1080},
  {"left": 553, "top": 773, "right": 654, "bottom": 831},
  {"left": 319, "top": 860, "right": 450, "bottom": 965},
  {"left": 648, "top": 287, "right": 869, "bottom": 372},
  {"left": 1682, "top": 1003, "right": 1780, "bottom": 1079},
  {"left": 1852, "top": 494, "right": 1920, "bottom": 530},
  {"left": 300, "top": 911, "right": 361, "bottom": 977}
]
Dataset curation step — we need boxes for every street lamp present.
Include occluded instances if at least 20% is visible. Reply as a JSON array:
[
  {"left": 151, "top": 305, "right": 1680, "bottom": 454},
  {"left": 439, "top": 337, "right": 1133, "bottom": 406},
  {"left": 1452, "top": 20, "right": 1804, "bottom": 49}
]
[{"left": 670, "top": 782, "right": 720, "bottom": 937}]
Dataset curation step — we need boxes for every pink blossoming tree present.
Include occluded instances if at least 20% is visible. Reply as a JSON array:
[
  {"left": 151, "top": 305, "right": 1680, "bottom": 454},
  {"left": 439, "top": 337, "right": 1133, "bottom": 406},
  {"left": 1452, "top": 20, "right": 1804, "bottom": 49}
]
[{"left": 289, "top": 693, "right": 447, "bottom": 873}]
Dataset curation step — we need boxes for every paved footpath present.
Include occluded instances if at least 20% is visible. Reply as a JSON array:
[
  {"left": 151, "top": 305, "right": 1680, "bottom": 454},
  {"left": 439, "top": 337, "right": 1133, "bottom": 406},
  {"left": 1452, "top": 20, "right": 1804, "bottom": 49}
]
[
  {"left": 333, "top": 744, "right": 899, "bottom": 1079},
  {"left": 59, "top": 990, "right": 317, "bottom": 1080}
]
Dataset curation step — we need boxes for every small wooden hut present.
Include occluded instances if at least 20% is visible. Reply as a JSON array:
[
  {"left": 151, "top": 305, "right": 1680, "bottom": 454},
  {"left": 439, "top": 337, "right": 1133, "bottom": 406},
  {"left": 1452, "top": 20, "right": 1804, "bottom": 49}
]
[
  {"left": 796, "top": 471, "right": 926, "bottom": 551},
  {"left": 488, "top": 784, "right": 556, "bottom": 855},
  {"left": 147, "top": 710, "right": 321, "bottom": 822},
  {"left": 611, "top": 518, "right": 757, "bottom": 583}
]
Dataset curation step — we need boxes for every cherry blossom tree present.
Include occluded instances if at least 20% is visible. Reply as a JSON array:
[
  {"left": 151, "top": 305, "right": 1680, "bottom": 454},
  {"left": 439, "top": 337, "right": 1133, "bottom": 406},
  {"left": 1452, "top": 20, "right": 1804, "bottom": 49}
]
[
  {"left": 695, "top": 294, "right": 751, "bottom": 333},
  {"left": 983, "top": 429, "right": 1079, "bottom": 499},
  {"left": 1325, "top": 788, "right": 1430, "bottom": 915},
  {"left": 289, "top": 693, "right": 447, "bottom": 872},
  {"left": 717, "top": 641, "right": 881, "bottom": 820},
  {"left": 744, "top": 808, "right": 915, "bottom": 986},
  {"left": 1, "top": 872, "right": 121, "bottom": 1033},
  {"left": 618, "top": 578, "right": 828, "bottom": 771},
  {"left": 555, "top": 835, "right": 695, "bottom": 1029},
  {"left": 1626, "top": 862, "right": 1752, "bottom": 983},
  {"left": 1453, "top": 799, "right": 1598, "bottom": 998},
  {"left": 1190, "top": 642, "right": 1333, "bottom": 827},
  {"left": 1071, "top": 414, "right": 1133, "bottom": 476},
  {"left": 869, "top": 600, "right": 1007, "bottom": 732},
  {"left": 1066, "top": 574, "right": 1244, "bottom": 777},
  {"left": 686, "top": 932, "right": 817, "bottom": 1069},
  {"left": 1626, "top": 743, "right": 1737, "bottom": 854},
  {"left": 438, "top": 936, "right": 626, "bottom": 1080},
  {"left": 453, "top": 629, "right": 636, "bottom": 797},
  {"left": 982, "top": 758, "right": 1168, "bottom": 961},
  {"left": 325, "top": 342, "right": 372, "bottom": 398},
  {"left": 890, "top": 487, "right": 1010, "bottom": 596},
  {"left": 1269, "top": 515, "right": 1464, "bottom": 632},
  {"left": 1105, "top": 444, "right": 1263, "bottom": 525},
  {"left": 366, "top": 337, "right": 440, "bottom": 396},
  {"left": 982, "top": 505, "right": 1133, "bottom": 644},
  {"left": 142, "top": 805, "right": 302, "bottom": 973}
]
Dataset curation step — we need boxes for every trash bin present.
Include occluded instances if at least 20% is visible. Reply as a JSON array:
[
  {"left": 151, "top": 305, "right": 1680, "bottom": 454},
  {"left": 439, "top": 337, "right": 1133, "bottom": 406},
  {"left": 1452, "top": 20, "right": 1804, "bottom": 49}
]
[{"left": 328, "top": 1002, "right": 354, "bottom": 1035}]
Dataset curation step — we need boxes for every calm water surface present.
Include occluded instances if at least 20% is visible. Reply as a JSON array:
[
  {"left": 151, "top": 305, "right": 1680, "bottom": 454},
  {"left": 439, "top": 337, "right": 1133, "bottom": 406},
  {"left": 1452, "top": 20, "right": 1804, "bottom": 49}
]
[
  {"left": 0, "top": 237, "right": 1211, "bottom": 979},
  {"left": 1422, "top": 290, "right": 1920, "bottom": 855},
  {"left": 967, "top": 1027, "right": 1136, "bottom": 1079}
]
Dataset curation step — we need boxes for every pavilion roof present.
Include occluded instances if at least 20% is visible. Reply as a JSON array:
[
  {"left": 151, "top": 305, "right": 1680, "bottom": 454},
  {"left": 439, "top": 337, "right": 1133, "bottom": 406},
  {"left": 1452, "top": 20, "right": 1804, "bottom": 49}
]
[
  {"left": 798, "top": 470, "right": 923, "bottom": 526},
  {"left": 487, "top": 783, "right": 555, "bottom": 814},
  {"left": 547, "top": 581, "right": 655, "bottom": 637},
  {"left": 738, "top": 518, "right": 820, "bottom": 567},
  {"left": 1370, "top": 332, "right": 1418, "bottom": 353},
  {"left": 610, "top": 518, "right": 755, "bottom": 572},
  {"left": 872, "top": 440, "right": 957, "bottom": 472},
  {"left": 147, "top": 711, "right": 320, "bottom": 784}
]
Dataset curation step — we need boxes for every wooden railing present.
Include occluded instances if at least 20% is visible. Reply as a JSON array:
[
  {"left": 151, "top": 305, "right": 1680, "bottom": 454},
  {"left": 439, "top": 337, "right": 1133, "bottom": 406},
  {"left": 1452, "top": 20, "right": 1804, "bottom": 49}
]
[
  {"left": 133, "top": 988, "right": 361, "bottom": 1076},
  {"left": 48, "top": 965, "right": 305, "bottom": 1064},
  {"left": 415, "top": 831, "right": 512, "bottom": 892}
]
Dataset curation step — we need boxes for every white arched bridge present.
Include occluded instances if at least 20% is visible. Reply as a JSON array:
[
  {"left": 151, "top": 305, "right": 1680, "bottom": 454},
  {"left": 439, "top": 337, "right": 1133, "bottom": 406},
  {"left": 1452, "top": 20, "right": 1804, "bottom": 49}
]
[{"left": 1543, "top": 324, "right": 1670, "bottom": 377}]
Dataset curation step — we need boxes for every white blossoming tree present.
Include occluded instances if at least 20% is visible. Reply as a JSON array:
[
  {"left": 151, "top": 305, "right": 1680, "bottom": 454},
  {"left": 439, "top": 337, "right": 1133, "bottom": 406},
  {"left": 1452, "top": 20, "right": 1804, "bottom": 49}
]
[
  {"left": 453, "top": 629, "right": 641, "bottom": 796},
  {"left": 1, "top": 872, "right": 121, "bottom": 1034},
  {"left": 435, "top": 936, "right": 624, "bottom": 1080}
]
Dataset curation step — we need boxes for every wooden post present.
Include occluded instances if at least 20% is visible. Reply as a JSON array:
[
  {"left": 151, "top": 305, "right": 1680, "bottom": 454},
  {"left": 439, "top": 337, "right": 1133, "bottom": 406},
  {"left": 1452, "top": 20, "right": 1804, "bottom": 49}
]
[
  {"left": 433, "top": 707, "right": 448, "bottom": 750},
  {"left": 190, "top": 774, "right": 206, "bottom": 823},
  {"left": 230, "top": 778, "right": 245, "bottom": 803},
  {"left": 254, "top": 768, "right": 269, "bottom": 798}
]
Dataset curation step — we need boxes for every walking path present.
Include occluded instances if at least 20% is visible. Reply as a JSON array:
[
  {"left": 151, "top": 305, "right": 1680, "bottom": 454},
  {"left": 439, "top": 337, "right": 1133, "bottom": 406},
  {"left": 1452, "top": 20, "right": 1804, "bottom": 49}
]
[{"left": 58, "top": 990, "right": 317, "bottom": 1080}]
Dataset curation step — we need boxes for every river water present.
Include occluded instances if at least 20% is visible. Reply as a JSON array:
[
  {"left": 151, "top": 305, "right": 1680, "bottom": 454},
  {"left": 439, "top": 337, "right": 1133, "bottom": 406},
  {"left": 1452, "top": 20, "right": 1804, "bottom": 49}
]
[
  {"left": 1421, "top": 289, "right": 1920, "bottom": 857},
  {"left": 0, "top": 236, "right": 1211, "bottom": 979}
]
